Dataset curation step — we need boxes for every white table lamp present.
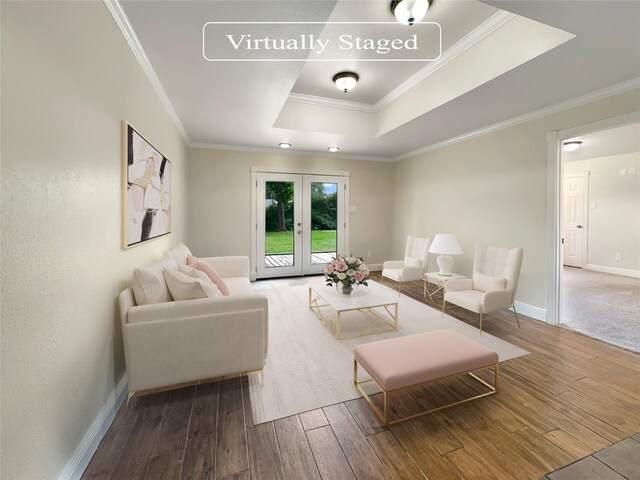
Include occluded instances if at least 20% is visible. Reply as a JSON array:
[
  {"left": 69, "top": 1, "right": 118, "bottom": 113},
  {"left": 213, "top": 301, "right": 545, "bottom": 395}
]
[{"left": 429, "top": 234, "right": 463, "bottom": 276}]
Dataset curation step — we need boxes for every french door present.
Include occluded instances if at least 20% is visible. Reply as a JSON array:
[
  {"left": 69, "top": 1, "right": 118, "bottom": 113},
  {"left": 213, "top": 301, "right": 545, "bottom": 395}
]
[{"left": 255, "top": 173, "right": 347, "bottom": 278}]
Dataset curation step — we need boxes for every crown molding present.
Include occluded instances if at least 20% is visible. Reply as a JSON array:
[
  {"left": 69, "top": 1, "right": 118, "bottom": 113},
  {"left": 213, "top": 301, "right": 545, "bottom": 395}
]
[
  {"left": 287, "top": 93, "right": 377, "bottom": 113},
  {"left": 394, "top": 77, "right": 640, "bottom": 161},
  {"left": 103, "top": 0, "right": 190, "bottom": 144},
  {"left": 284, "top": 11, "right": 517, "bottom": 115},
  {"left": 374, "top": 10, "right": 517, "bottom": 112},
  {"left": 189, "top": 142, "right": 393, "bottom": 162}
]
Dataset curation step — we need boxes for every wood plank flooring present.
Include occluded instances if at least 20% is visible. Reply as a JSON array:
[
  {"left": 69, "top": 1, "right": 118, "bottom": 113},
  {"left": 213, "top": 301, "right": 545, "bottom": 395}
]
[{"left": 83, "top": 274, "right": 640, "bottom": 479}]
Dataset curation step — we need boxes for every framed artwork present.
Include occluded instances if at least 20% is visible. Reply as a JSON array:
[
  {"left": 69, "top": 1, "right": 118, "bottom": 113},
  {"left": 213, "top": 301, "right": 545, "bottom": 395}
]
[{"left": 123, "top": 123, "right": 171, "bottom": 248}]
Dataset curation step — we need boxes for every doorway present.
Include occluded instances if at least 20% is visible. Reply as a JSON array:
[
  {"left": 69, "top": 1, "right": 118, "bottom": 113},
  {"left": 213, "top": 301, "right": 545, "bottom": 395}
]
[
  {"left": 552, "top": 118, "right": 640, "bottom": 352},
  {"left": 253, "top": 172, "right": 348, "bottom": 279}
]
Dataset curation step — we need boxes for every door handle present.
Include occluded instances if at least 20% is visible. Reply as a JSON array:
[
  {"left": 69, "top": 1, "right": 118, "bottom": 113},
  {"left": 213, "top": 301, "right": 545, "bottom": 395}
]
[{"left": 577, "top": 225, "right": 583, "bottom": 229}]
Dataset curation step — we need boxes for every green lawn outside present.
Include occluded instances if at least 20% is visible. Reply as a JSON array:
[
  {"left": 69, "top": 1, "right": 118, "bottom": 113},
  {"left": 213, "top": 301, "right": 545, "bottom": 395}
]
[{"left": 265, "top": 230, "right": 336, "bottom": 255}]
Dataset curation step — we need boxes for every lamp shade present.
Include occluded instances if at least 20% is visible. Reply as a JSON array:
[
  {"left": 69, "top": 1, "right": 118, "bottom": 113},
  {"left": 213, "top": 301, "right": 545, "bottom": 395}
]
[{"left": 428, "top": 234, "right": 463, "bottom": 255}]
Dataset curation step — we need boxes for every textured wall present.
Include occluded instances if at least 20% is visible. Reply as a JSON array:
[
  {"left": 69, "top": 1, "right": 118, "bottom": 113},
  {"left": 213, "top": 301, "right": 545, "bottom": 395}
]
[
  {"left": 0, "top": 2, "right": 187, "bottom": 478},
  {"left": 392, "top": 89, "right": 640, "bottom": 309},
  {"left": 565, "top": 152, "right": 640, "bottom": 272},
  {"left": 186, "top": 149, "right": 396, "bottom": 267}
]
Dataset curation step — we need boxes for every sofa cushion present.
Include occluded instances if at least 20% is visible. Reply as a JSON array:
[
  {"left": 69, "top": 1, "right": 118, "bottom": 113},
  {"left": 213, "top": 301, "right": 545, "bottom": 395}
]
[
  {"left": 132, "top": 253, "right": 176, "bottom": 305},
  {"left": 473, "top": 272, "right": 506, "bottom": 292},
  {"left": 224, "top": 277, "right": 253, "bottom": 295},
  {"left": 177, "top": 265, "right": 222, "bottom": 296},
  {"left": 163, "top": 268, "right": 220, "bottom": 301},
  {"left": 188, "top": 255, "right": 230, "bottom": 296},
  {"left": 166, "top": 242, "right": 192, "bottom": 266}
]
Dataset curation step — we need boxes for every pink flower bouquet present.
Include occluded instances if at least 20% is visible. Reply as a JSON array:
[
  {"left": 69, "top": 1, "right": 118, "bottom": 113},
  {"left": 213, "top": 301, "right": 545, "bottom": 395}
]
[{"left": 324, "top": 256, "right": 369, "bottom": 294}]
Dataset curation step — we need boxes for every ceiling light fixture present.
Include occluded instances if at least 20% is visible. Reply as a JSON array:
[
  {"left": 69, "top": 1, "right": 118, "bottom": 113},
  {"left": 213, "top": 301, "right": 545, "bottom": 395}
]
[
  {"left": 279, "top": 142, "right": 292, "bottom": 149},
  {"left": 563, "top": 141, "right": 583, "bottom": 152},
  {"left": 333, "top": 72, "right": 359, "bottom": 93},
  {"left": 390, "top": 0, "right": 432, "bottom": 26},
  {"left": 328, "top": 147, "right": 340, "bottom": 153}
]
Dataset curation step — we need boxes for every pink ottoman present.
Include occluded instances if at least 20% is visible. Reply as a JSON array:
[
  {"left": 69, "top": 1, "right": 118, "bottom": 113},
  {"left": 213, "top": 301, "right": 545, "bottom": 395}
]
[{"left": 354, "top": 329, "right": 499, "bottom": 425}]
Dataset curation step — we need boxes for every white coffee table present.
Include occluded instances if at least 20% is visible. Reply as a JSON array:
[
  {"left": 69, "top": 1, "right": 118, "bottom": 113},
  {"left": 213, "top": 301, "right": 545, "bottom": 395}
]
[{"left": 308, "top": 282, "right": 399, "bottom": 340}]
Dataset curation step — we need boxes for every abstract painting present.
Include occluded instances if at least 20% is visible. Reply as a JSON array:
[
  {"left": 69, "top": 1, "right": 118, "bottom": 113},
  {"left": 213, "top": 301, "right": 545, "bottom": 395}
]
[{"left": 123, "top": 124, "right": 171, "bottom": 248}]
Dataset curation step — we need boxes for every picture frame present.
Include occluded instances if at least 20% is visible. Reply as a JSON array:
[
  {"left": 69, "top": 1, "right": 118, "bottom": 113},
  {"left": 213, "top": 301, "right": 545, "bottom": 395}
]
[{"left": 122, "top": 123, "right": 172, "bottom": 249}]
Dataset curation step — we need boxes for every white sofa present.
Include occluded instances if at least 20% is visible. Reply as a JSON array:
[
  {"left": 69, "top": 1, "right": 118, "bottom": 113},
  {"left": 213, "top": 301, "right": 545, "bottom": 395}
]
[{"left": 119, "top": 251, "right": 268, "bottom": 400}]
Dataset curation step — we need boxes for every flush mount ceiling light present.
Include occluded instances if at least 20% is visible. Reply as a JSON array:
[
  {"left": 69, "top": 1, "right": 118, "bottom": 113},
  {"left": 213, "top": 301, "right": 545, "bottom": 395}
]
[
  {"left": 390, "top": 0, "right": 432, "bottom": 26},
  {"left": 333, "top": 72, "right": 359, "bottom": 93},
  {"left": 279, "top": 142, "right": 292, "bottom": 149},
  {"left": 328, "top": 146, "right": 340, "bottom": 153},
  {"left": 563, "top": 141, "right": 583, "bottom": 152}
]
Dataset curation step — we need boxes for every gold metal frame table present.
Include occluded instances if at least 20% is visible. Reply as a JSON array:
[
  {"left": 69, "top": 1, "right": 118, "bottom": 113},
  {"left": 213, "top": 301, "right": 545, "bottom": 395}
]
[{"left": 308, "top": 282, "right": 399, "bottom": 340}]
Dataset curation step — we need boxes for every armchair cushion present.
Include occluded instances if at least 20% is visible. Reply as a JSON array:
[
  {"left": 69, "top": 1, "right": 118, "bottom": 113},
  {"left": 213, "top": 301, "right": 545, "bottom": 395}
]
[
  {"left": 444, "top": 278, "right": 473, "bottom": 292},
  {"left": 473, "top": 272, "right": 506, "bottom": 292},
  {"left": 403, "top": 256, "right": 421, "bottom": 267},
  {"left": 444, "top": 290, "right": 483, "bottom": 314}
]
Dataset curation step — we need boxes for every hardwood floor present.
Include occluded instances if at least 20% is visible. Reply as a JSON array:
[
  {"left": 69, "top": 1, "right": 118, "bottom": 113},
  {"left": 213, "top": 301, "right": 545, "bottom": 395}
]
[{"left": 83, "top": 274, "right": 640, "bottom": 479}]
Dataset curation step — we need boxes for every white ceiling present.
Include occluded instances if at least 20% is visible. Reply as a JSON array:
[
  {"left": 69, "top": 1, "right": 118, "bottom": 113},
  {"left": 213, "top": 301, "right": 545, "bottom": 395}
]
[
  {"left": 118, "top": 0, "right": 640, "bottom": 160},
  {"left": 290, "top": 0, "right": 499, "bottom": 104},
  {"left": 563, "top": 122, "right": 640, "bottom": 162}
]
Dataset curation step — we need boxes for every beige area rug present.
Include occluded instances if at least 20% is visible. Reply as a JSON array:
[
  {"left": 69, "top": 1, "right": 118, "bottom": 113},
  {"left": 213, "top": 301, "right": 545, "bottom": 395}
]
[{"left": 247, "top": 283, "right": 529, "bottom": 425}]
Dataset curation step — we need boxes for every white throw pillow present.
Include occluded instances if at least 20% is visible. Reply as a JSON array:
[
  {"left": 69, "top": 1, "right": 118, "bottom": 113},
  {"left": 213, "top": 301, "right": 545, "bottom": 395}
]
[
  {"left": 131, "top": 254, "right": 177, "bottom": 305},
  {"left": 177, "top": 265, "right": 222, "bottom": 296},
  {"left": 166, "top": 242, "right": 192, "bottom": 266},
  {"left": 163, "top": 267, "right": 219, "bottom": 301},
  {"left": 404, "top": 256, "right": 421, "bottom": 267},
  {"left": 473, "top": 272, "right": 506, "bottom": 292}
]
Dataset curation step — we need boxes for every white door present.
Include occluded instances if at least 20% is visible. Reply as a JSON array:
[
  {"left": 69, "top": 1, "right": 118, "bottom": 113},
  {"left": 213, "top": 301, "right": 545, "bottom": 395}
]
[
  {"left": 302, "top": 176, "right": 346, "bottom": 275},
  {"left": 562, "top": 174, "right": 587, "bottom": 267},
  {"left": 256, "top": 173, "right": 303, "bottom": 278},
  {"left": 255, "top": 173, "right": 348, "bottom": 278}
]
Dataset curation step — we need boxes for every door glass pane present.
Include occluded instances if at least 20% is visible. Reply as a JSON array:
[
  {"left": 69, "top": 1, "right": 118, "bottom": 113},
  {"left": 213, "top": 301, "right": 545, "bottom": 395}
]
[
  {"left": 310, "top": 182, "right": 338, "bottom": 265},
  {"left": 264, "top": 181, "right": 294, "bottom": 268}
]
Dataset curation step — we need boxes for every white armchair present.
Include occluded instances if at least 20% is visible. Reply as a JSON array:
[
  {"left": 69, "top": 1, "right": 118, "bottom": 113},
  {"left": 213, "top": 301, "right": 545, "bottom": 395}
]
[
  {"left": 443, "top": 244, "right": 523, "bottom": 334},
  {"left": 382, "top": 235, "right": 432, "bottom": 294}
]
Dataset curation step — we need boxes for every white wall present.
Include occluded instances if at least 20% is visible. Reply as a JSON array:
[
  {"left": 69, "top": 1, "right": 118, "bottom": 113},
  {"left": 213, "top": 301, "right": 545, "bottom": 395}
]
[
  {"left": 392, "top": 89, "right": 640, "bottom": 309},
  {"left": 565, "top": 152, "right": 640, "bottom": 273},
  {"left": 1, "top": 2, "right": 188, "bottom": 478},
  {"left": 186, "top": 149, "right": 395, "bottom": 267}
]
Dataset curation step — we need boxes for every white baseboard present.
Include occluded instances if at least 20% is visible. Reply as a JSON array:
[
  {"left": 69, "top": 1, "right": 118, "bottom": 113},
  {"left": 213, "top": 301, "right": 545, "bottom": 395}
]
[
  {"left": 58, "top": 376, "right": 128, "bottom": 480},
  {"left": 368, "top": 263, "right": 383, "bottom": 271},
  {"left": 511, "top": 301, "right": 546, "bottom": 322},
  {"left": 584, "top": 264, "right": 640, "bottom": 279}
]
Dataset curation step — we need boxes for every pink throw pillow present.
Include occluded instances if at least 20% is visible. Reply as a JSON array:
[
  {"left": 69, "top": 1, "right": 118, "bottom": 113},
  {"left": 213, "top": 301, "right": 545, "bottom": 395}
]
[{"left": 188, "top": 255, "right": 230, "bottom": 296}]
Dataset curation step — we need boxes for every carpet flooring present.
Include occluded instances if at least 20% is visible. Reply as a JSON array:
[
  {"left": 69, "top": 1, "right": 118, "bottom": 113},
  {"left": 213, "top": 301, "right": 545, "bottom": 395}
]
[
  {"left": 248, "top": 281, "right": 528, "bottom": 425},
  {"left": 562, "top": 267, "right": 640, "bottom": 353}
]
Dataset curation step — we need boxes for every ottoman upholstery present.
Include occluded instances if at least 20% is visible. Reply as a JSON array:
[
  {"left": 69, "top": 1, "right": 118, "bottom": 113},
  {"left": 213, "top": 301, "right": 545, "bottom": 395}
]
[{"left": 354, "top": 329, "right": 499, "bottom": 425}]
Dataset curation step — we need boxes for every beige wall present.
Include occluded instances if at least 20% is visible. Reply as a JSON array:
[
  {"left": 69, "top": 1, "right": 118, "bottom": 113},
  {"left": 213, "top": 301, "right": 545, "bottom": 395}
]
[
  {"left": 565, "top": 152, "right": 640, "bottom": 273},
  {"left": 1, "top": 2, "right": 188, "bottom": 478},
  {"left": 186, "top": 149, "right": 395, "bottom": 267},
  {"left": 393, "top": 89, "right": 640, "bottom": 309}
]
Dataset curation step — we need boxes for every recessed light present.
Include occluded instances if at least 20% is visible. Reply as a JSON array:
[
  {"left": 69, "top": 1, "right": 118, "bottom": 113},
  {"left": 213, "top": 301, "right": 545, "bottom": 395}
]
[
  {"left": 332, "top": 72, "right": 359, "bottom": 93},
  {"left": 279, "top": 142, "right": 292, "bottom": 149},
  {"left": 328, "top": 147, "right": 340, "bottom": 153},
  {"left": 563, "top": 141, "right": 583, "bottom": 152}
]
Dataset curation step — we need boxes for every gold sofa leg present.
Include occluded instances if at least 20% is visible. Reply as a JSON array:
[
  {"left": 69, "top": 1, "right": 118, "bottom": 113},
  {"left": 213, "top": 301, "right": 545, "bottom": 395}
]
[{"left": 479, "top": 312, "right": 483, "bottom": 336}]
